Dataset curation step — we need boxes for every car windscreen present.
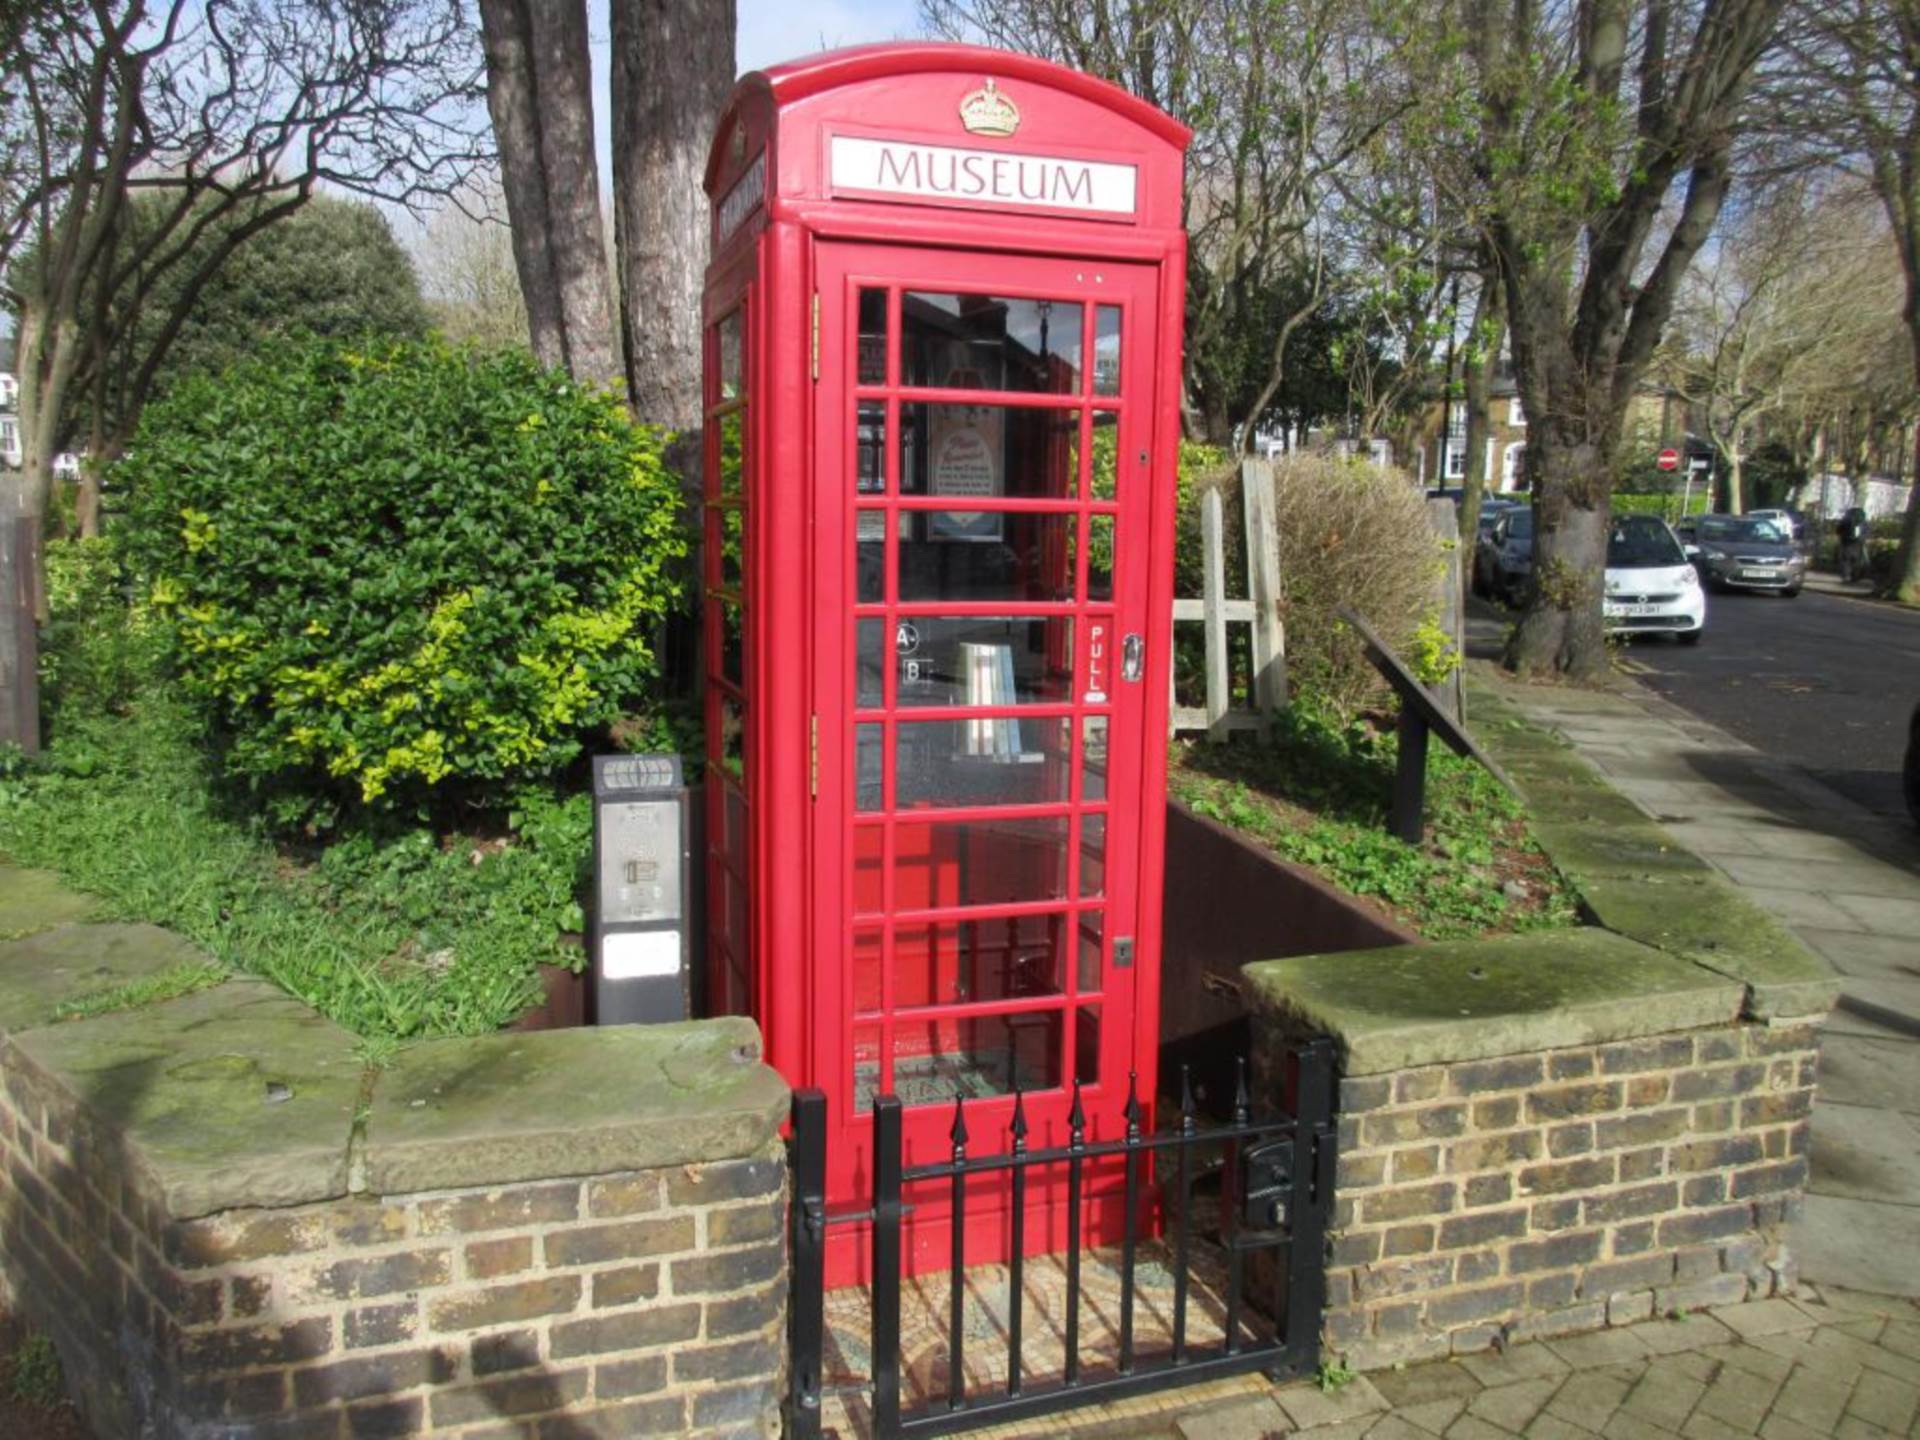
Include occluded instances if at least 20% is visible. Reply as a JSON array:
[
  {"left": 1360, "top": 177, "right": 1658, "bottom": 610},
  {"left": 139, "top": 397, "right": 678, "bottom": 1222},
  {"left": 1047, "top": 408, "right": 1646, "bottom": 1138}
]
[
  {"left": 1505, "top": 511, "right": 1533, "bottom": 540},
  {"left": 1607, "top": 516, "right": 1685, "bottom": 568},
  {"left": 1696, "top": 517, "right": 1789, "bottom": 544}
]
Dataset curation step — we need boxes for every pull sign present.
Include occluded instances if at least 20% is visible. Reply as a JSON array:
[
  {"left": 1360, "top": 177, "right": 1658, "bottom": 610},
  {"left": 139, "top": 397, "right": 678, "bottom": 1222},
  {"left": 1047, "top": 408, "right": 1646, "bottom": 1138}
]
[
  {"left": 1122, "top": 633, "right": 1144, "bottom": 683},
  {"left": 1084, "top": 621, "right": 1108, "bottom": 704}
]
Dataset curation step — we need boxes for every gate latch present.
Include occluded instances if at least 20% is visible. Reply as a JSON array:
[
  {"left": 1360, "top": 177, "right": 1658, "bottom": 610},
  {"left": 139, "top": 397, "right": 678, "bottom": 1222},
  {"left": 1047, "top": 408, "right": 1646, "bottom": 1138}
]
[{"left": 1240, "top": 1137, "right": 1294, "bottom": 1231}]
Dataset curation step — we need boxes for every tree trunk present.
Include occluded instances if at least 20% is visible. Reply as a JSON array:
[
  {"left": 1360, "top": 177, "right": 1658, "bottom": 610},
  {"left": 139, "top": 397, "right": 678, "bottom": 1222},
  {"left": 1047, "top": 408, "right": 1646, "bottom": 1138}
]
[
  {"left": 1503, "top": 385, "right": 1615, "bottom": 683},
  {"left": 1459, "top": 276, "right": 1505, "bottom": 559},
  {"left": 1894, "top": 425, "right": 1920, "bottom": 604},
  {"left": 477, "top": 0, "right": 567, "bottom": 371},
  {"left": 1726, "top": 441, "right": 1745, "bottom": 516},
  {"left": 527, "top": 0, "right": 623, "bottom": 393},
  {"left": 611, "top": 0, "right": 735, "bottom": 433}
]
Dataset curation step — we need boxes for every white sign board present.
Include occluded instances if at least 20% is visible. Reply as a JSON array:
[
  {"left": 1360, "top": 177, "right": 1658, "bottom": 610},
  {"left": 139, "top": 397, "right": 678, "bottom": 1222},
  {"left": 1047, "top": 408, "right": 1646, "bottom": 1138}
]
[{"left": 830, "top": 135, "right": 1137, "bottom": 216}]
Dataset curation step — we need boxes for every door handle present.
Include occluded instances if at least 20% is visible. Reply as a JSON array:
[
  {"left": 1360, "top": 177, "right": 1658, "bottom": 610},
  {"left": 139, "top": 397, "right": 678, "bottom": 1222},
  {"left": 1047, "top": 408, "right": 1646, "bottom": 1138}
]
[{"left": 1122, "top": 633, "right": 1144, "bottom": 683}]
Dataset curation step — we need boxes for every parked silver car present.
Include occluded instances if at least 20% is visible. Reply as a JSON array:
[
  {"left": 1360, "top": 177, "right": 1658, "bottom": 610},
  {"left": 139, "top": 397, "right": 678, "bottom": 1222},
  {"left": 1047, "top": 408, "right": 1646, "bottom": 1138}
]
[{"left": 1676, "top": 514, "right": 1806, "bottom": 596}]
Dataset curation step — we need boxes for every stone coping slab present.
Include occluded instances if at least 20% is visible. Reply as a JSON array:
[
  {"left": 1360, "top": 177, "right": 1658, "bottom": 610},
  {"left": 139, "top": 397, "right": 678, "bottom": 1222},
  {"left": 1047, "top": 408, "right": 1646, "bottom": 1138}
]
[
  {"left": 363, "top": 1017, "right": 788, "bottom": 1194},
  {"left": 0, "top": 866, "right": 100, "bottom": 939},
  {"left": 1243, "top": 928, "right": 1744, "bottom": 1075},
  {"left": 1465, "top": 670, "right": 1837, "bottom": 1023},
  {"left": 6, "top": 978, "right": 364, "bottom": 1216},
  {"left": 0, "top": 921, "right": 213, "bottom": 1033}
]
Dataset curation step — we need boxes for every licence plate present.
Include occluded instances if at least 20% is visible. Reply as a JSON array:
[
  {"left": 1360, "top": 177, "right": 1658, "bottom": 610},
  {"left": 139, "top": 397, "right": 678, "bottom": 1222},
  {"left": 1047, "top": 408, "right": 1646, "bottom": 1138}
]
[
  {"left": 1739, "top": 568, "right": 1780, "bottom": 580},
  {"left": 1606, "top": 604, "right": 1659, "bottom": 618}
]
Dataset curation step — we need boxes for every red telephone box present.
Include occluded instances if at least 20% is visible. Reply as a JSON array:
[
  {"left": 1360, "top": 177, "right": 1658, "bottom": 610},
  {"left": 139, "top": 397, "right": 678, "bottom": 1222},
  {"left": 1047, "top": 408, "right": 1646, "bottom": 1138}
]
[{"left": 700, "top": 43, "right": 1189, "bottom": 1279}]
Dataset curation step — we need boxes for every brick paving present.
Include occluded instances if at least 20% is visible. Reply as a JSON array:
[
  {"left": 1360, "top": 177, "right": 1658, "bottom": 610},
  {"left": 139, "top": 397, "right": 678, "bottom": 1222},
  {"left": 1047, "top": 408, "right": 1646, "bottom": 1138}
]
[{"left": 942, "top": 1285, "right": 1920, "bottom": 1439}]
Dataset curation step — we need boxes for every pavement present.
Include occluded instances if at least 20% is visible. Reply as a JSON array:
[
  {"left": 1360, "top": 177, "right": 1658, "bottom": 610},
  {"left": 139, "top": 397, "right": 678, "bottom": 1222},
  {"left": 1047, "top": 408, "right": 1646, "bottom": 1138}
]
[{"left": 1460, "top": 602, "right": 1920, "bottom": 1301}]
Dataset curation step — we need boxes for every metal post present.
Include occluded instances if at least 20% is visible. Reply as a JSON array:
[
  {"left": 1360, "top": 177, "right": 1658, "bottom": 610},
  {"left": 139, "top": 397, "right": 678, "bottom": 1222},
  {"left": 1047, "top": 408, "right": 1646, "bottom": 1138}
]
[
  {"left": 1390, "top": 705, "right": 1430, "bottom": 844},
  {"left": 785, "top": 1090, "right": 828, "bottom": 1440},
  {"left": 872, "top": 1096, "right": 904, "bottom": 1436}
]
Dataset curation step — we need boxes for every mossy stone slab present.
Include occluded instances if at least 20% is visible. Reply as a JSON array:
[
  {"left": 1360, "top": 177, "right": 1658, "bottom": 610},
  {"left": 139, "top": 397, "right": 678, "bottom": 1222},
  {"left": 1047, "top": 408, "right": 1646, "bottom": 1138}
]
[
  {"left": 1243, "top": 929, "right": 1744, "bottom": 1075},
  {"left": 0, "top": 922, "right": 213, "bottom": 1035},
  {"left": 364, "top": 1017, "right": 788, "bottom": 1194},
  {"left": 0, "top": 867, "right": 100, "bottom": 940},
  {"left": 1525, "top": 821, "right": 1714, "bottom": 882},
  {"left": 1576, "top": 873, "right": 1838, "bottom": 1021},
  {"left": 7, "top": 979, "right": 362, "bottom": 1215}
]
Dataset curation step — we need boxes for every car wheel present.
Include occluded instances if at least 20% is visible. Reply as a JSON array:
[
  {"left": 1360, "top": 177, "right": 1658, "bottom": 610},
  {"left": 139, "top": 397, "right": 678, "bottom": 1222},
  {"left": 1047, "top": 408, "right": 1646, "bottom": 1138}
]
[
  {"left": 1677, "top": 629, "right": 1703, "bottom": 646},
  {"left": 1782, "top": 585, "right": 1801, "bottom": 598}
]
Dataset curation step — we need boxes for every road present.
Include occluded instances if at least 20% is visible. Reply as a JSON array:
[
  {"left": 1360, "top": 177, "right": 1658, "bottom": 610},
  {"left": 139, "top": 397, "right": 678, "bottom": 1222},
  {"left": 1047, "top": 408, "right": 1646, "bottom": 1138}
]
[{"left": 1617, "top": 586, "right": 1920, "bottom": 820}]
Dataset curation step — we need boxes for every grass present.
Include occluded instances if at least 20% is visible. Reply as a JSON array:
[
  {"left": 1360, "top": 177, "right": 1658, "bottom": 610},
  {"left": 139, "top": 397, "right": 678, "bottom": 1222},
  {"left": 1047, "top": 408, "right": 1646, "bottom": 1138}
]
[
  {"left": 1170, "top": 702, "right": 1580, "bottom": 940},
  {"left": 7, "top": 1331, "right": 62, "bottom": 1408},
  {"left": 52, "top": 958, "right": 228, "bottom": 1021},
  {"left": 0, "top": 679, "right": 588, "bottom": 1041}
]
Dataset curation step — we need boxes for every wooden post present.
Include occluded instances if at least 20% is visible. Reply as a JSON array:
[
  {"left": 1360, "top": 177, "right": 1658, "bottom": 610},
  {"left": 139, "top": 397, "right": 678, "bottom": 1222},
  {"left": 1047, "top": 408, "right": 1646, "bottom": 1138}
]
[
  {"left": 1242, "top": 458, "right": 1287, "bottom": 719},
  {"left": 0, "top": 517, "right": 40, "bottom": 755},
  {"left": 1391, "top": 705, "right": 1429, "bottom": 844},
  {"left": 1201, "top": 486, "right": 1229, "bottom": 741}
]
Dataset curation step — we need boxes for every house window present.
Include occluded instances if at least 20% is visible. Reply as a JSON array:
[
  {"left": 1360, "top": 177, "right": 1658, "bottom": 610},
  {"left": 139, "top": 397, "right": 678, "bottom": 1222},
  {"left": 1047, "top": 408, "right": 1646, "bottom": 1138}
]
[
  {"left": 0, "top": 418, "right": 19, "bottom": 467},
  {"left": 1442, "top": 401, "right": 1467, "bottom": 479},
  {"left": 1508, "top": 397, "right": 1527, "bottom": 428}
]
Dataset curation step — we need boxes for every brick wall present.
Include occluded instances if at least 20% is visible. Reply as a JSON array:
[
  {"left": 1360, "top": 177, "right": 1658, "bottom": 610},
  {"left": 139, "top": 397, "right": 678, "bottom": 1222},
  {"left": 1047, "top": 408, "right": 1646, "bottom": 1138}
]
[
  {"left": 0, "top": 1050, "right": 789, "bottom": 1439},
  {"left": 1315, "top": 1019, "right": 1817, "bottom": 1369}
]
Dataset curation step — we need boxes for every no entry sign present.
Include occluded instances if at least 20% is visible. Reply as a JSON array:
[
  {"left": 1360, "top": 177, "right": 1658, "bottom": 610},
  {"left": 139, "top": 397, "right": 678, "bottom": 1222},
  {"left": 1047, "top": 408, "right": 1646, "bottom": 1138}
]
[{"left": 1656, "top": 448, "right": 1681, "bottom": 471}]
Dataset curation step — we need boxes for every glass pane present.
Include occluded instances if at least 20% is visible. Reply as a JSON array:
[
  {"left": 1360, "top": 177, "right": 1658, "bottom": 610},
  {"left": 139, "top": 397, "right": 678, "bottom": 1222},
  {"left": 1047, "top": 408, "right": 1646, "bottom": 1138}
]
[
  {"left": 718, "top": 310, "right": 744, "bottom": 401},
  {"left": 1080, "top": 814, "right": 1105, "bottom": 897},
  {"left": 718, "top": 409, "right": 744, "bottom": 495},
  {"left": 902, "top": 293, "right": 1082, "bottom": 393},
  {"left": 853, "top": 928, "right": 883, "bottom": 1013},
  {"left": 727, "top": 864, "right": 749, "bottom": 960},
  {"left": 1087, "top": 514, "right": 1115, "bottom": 601},
  {"left": 892, "top": 1011, "right": 1063, "bottom": 1106},
  {"left": 1077, "top": 910, "right": 1103, "bottom": 993},
  {"left": 852, "top": 825, "right": 885, "bottom": 915},
  {"left": 856, "top": 618, "right": 884, "bottom": 707},
  {"left": 899, "top": 404, "right": 1078, "bottom": 500},
  {"left": 721, "top": 600, "right": 744, "bottom": 687},
  {"left": 1082, "top": 716, "right": 1109, "bottom": 801},
  {"left": 858, "top": 509, "right": 885, "bottom": 602},
  {"left": 724, "top": 780, "right": 746, "bottom": 857},
  {"left": 1094, "top": 306, "right": 1122, "bottom": 396},
  {"left": 716, "top": 504, "right": 744, "bottom": 589},
  {"left": 895, "top": 718, "right": 1071, "bottom": 808},
  {"left": 856, "top": 402, "right": 886, "bottom": 495},
  {"left": 896, "top": 914, "right": 1067, "bottom": 1008},
  {"left": 1089, "top": 412, "right": 1119, "bottom": 500},
  {"left": 898, "top": 511, "right": 1073, "bottom": 603},
  {"left": 719, "top": 695, "right": 745, "bottom": 780},
  {"left": 893, "top": 616, "right": 1071, "bottom": 708},
  {"left": 889, "top": 816, "right": 1069, "bottom": 910},
  {"left": 1076, "top": 1005, "right": 1103, "bottom": 1087},
  {"left": 854, "top": 1022, "right": 883, "bottom": 1113},
  {"left": 856, "top": 723, "right": 883, "bottom": 811},
  {"left": 858, "top": 289, "right": 888, "bottom": 385}
]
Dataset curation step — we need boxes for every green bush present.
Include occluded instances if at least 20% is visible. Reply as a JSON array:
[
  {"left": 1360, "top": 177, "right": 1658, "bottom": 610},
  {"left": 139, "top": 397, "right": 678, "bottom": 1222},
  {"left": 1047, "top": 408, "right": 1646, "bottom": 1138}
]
[
  {"left": 118, "top": 340, "right": 684, "bottom": 823},
  {"left": 1612, "top": 491, "right": 1709, "bottom": 523}
]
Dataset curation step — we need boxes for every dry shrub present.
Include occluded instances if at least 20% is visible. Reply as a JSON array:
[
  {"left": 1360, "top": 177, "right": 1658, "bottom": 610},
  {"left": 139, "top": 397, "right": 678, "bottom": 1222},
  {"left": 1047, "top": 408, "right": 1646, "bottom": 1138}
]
[{"left": 1265, "top": 453, "right": 1449, "bottom": 713}]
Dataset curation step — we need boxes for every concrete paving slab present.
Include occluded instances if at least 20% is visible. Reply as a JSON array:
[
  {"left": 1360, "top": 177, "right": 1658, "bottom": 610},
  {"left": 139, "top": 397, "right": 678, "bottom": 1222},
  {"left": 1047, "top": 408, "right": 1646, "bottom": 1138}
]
[
  {"left": 1815, "top": 1035, "right": 1920, "bottom": 1113},
  {"left": 1829, "top": 981, "right": 1920, "bottom": 1030},
  {"left": 363, "top": 1017, "right": 788, "bottom": 1193},
  {"left": 0, "top": 922, "right": 215, "bottom": 1033},
  {"left": 1793, "top": 1194, "right": 1920, "bottom": 1298},
  {"left": 1711, "top": 854, "right": 1920, "bottom": 902},
  {"left": 1820, "top": 1003, "right": 1920, "bottom": 1042},
  {"left": 1829, "top": 891, "right": 1920, "bottom": 935},
  {"left": 1795, "top": 930, "right": 1920, "bottom": 985},
  {"left": 1745, "top": 887, "right": 1871, "bottom": 933},
  {"left": 6, "top": 978, "right": 361, "bottom": 1215},
  {"left": 0, "top": 866, "right": 100, "bottom": 939},
  {"left": 1807, "top": 1101, "right": 1920, "bottom": 1202}
]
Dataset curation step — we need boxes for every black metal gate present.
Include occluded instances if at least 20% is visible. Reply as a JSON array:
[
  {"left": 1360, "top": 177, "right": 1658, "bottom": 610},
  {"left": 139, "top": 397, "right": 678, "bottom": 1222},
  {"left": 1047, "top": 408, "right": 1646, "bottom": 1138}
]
[{"left": 786, "top": 1039, "right": 1338, "bottom": 1438}]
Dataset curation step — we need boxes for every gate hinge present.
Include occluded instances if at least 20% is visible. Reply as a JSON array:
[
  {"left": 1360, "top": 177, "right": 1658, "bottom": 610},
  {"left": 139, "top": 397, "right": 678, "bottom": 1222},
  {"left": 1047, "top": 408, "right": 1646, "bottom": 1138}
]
[
  {"left": 809, "top": 713, "right": 818, "bottom": 797},
  {"left": 810, "top": 293, "right": 820, "bottom": 381}
]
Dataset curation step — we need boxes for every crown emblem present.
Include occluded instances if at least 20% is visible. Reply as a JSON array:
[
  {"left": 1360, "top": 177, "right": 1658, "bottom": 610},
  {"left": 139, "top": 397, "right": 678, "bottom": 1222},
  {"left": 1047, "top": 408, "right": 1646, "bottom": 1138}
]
[{"left": 959, "top": 79, "right": 1020, "bottom": 137}]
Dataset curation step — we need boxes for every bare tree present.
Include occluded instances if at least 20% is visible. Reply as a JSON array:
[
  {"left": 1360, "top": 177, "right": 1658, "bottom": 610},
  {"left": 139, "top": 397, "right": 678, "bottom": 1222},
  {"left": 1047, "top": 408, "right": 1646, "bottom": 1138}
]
[
  {"left": 1449, "top": 0, "right": 1787, "bottom": 679},
  {"left": 611, "top": 0, "right": 736, "bottom": 440},
  {"left": 0, "top": 0, "right": 487, "bottom": 543},
  {"left": 475, "top": 0, "right": 622, "bottom": 391},
  {"left": 1777, "top": 0, "right": 1920, "bottom": 601},
  {"left": 413, "top": 180, "right": 532, "bottom": 351}
]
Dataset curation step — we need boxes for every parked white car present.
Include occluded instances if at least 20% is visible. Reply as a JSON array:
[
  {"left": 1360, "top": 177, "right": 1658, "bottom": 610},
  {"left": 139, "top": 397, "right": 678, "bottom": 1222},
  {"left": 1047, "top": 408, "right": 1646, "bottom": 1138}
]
[{"left": 1604, "top": 515, "right": 1704, "bottom": 644}]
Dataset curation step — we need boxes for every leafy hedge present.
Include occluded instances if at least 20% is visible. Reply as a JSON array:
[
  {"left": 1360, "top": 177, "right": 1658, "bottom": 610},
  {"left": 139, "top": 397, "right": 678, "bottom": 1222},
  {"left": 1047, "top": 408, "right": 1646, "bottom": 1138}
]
[{"left": 119, "top": 340, "right": 684, "bottom": 823}]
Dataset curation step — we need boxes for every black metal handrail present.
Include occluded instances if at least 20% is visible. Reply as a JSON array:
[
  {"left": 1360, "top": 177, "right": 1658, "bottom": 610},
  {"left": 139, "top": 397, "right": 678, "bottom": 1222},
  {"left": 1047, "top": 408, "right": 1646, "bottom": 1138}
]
[{"left": 785, "top": 1038, "right": 1337, "bottom": 1440}]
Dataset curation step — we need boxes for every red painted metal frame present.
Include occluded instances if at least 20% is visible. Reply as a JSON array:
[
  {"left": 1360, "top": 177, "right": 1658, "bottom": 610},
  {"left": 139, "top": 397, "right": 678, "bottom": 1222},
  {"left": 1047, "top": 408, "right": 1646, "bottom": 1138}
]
[{"left": 702, "top": 43, "right": 1189, "bottom": 1285}]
